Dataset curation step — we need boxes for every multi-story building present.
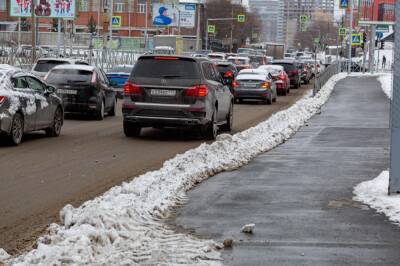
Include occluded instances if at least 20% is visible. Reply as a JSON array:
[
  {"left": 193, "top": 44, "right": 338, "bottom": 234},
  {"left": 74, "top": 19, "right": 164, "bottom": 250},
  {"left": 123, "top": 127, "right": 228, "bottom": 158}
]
[
  {"left": 283, "top": 0, "right": 335, "bottom": 47},
  {"left": 248, "top": 0, "right": 285, "bottom": 43},
  {"left": 359, "top": 0, "right": 395, "bottom": 22},
  {"left": 0, "top": 0, "right": 199, "bottom": 37}
]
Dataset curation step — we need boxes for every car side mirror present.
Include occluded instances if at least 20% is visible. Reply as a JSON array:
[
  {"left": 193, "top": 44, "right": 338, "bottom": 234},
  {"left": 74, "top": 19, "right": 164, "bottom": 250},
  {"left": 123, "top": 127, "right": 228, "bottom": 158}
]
[{"left": 46, "top": 85, "right": 56, "bottom": 94}]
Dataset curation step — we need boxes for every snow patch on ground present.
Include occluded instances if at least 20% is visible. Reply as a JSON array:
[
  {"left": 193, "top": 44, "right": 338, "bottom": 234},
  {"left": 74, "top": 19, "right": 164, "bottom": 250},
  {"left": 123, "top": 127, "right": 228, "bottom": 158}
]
[
  {"left": 2, "top": 73, "right": 348, "bottom": 265},
  {"left": 354, "top": 171, "right": 400, "bottom": 225},
  {"left": 377, "top": 73, "right": 393, "bottom": 99}
]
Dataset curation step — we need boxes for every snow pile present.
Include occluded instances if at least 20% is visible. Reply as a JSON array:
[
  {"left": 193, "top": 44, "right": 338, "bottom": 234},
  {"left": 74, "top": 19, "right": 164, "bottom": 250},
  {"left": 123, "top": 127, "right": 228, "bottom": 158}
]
[
  {"left": 377, "top": 73, "right": 393, "bottom": 99},
  {"left": 0, "top": 67, "right": 49, "bottom": 117},
  {"left": 354, "top": 171, "right": 400, "bottom": 225},
  {"left": 2, "top": 72, "right": 348, "bottom": 265}
]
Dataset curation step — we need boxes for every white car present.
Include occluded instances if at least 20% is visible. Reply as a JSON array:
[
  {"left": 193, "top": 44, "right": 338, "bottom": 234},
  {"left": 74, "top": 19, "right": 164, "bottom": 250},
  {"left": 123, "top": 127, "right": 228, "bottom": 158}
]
[
  {"left": 208, "top": 52, "right": 227, "bottom": 61},
  {"left": 32, "top": 58, "right": 89, "bottom": 79}
]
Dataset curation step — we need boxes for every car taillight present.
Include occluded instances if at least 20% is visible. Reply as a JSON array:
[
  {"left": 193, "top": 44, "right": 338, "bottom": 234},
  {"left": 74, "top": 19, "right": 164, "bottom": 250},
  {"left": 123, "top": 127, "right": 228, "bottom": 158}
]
[
  {"left": 0, "top": 96, "right": 6, "bottom": 105},
  {"left": 280, "top": 73, "right": 286, "bottom": 80},
  {"left": 124, "top": 82, "right": 142, "bottom": 96},
  {"left": 224, "top": 71, "right": 234, "bottom": 78},
  {"left": 232, "top": 80, "right": 239, "bottom": 88},
  {"left": 184, "top": 85, "right": 208, "bottom": 97},
  {"left": 91, "top": 72, "right": 97, "bottom": 84},
  {"left": 261, "top": 82, "right": 270, "bottom": 89}
]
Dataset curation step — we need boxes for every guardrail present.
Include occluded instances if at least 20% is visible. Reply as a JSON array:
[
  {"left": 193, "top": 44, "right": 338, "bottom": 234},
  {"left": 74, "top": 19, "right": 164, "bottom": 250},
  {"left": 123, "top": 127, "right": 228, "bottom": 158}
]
[{"left": 313, "top": 62, "right": 340, "bottom": 96}]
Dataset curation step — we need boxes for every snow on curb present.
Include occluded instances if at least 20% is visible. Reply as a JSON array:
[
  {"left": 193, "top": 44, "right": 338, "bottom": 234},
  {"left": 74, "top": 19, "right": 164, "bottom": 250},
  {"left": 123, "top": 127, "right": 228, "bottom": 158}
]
[
  {"left": 2, "top": 73, "right": 348, "bottom": 265},
  {"left": 353, "top": 171, "right": 400, "bottom": 225},
  {"left": 377, "top": 73, "right": 393, "bottom": 99}
]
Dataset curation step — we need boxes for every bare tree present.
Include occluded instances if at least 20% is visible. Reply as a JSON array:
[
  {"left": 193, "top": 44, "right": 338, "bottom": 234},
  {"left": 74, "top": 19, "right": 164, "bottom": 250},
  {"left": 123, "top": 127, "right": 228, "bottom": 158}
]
[
  {"left": 205, "top": 0, "right": 262, "bottom": 51},
  {"left": 294, "top": 11, "right": 339, "bottom": 50}
]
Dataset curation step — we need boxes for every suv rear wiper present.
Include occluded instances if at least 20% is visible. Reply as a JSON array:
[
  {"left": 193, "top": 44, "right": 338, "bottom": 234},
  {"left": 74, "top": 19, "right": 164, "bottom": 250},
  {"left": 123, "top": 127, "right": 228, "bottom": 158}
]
[{"left": 162, "top": 75, "right": 182, "bottom": 78}]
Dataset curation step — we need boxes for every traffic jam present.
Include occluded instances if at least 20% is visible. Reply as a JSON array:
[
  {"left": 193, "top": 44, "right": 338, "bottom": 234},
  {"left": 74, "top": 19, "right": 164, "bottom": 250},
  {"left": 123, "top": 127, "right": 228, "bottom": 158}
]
[{"left": 0, "top": 48, "right": 318, "bottom": 145}]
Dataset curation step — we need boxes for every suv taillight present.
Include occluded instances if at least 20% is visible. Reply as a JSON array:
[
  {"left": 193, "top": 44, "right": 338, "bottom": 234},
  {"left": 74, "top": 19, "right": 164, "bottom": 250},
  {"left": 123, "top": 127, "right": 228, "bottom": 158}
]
[
  {"left": 124, "top": 81, "right": 142, "bottom": 96},
  {"left": 0, "top": 96, "right": 6, "bottom": 105},
  {"left": 184, "top": 85, "right": 208, "bottom": 97}
]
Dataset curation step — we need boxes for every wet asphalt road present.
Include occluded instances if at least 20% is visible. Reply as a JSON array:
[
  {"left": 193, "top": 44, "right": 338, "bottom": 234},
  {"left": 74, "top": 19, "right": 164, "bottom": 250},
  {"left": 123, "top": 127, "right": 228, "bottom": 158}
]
[
  {"left": 0, "top": 84, "right": 312, "bottom": 254},
  {"left": 174, "top": 77, "right": 400, "bottom": 265}
]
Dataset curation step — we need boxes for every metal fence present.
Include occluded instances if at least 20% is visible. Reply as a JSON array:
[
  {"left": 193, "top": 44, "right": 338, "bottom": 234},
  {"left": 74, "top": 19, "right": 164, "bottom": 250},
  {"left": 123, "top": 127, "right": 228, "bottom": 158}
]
[{"left": 313, "top": 62, "right": 340, "bottom": 96}]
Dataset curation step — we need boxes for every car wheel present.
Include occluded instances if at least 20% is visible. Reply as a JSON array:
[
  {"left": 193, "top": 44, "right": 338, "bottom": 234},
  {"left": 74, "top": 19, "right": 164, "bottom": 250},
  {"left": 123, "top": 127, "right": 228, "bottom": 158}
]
[
  {"left": 124, "top": 121, "right": 141, "bottom": 137},
  {"left": 204, "top": 111, "right": 218, "bottom": 140},
  {"left": 221, "top": 103, "right": 233, "bottom": 132},
  {"left": 96, "top": 100, "right": 105, "bottom": 120},
  {"left": 108, "top": 98, "right": 116, "bottom": 117},
  {"left": 45, "top": 107, "right": 63, "bottom": 137},
  {"left": 10, "top": 113, "right": 23, "bottom": 145}
]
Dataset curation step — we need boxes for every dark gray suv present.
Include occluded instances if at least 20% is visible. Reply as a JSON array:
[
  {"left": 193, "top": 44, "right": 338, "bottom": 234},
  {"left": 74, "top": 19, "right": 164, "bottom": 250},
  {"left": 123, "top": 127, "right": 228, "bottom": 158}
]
[{"left": 122, "top": 55, "right": 234, "bottom": 140}]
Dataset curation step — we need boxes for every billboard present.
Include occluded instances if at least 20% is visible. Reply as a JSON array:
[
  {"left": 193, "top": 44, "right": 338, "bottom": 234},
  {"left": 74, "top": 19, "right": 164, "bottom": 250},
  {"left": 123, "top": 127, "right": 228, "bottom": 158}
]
[
  {"left": 152, "top": 3, "right": 196, "bottom": 28},
  {"left": 10, "top": 0, "right": 76, "bottom": 18}
]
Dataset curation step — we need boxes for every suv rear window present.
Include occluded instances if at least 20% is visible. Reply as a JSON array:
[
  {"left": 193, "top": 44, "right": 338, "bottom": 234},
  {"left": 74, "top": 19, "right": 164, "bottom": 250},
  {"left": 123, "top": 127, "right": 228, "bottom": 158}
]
[
  {"left": 273, "top": 63, "right": 295, "bottom": 72},
  {"left": 217, "top": 65, "right": 235, "bottom": 74},
  {"left": 47, "top": 69, "right": 93, "bottom": 84},
  {"left": 131, "top": 58, "right": 199, "bottom": 79},
  {"left": 33, "top": 60, "right": 68, "bottom": 72}
]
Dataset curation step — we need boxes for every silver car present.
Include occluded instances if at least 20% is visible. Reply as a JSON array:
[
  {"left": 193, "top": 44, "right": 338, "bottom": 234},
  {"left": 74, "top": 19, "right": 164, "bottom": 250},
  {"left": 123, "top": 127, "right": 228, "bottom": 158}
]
[{"left": 122, "top": 55, "right": 234, "bottom": 140}]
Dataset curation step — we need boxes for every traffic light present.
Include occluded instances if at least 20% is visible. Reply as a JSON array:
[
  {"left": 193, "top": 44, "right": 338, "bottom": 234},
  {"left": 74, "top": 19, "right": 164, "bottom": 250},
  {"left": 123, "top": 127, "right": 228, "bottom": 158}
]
[{"left": 362, "top": 32, "right": 366, "bottom": 49}]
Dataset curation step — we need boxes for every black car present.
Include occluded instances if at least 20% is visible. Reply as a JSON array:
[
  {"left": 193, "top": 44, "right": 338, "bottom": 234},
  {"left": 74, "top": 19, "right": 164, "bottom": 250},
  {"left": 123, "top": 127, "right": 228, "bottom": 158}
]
[
  {"left": 216, "top": 61, "right": 238, "bottom": 92},
  {"left": 122, "top": 55, "right": 234, "bottom": 140},
  {"left": 273, "top": 59, "right": 302, "bottom": 88},
  {"left": 0, "top": 65, "right": 64, "bottom": 145},
  {"left": 45, "top": 65, "right": 117, "bottom": 120}
]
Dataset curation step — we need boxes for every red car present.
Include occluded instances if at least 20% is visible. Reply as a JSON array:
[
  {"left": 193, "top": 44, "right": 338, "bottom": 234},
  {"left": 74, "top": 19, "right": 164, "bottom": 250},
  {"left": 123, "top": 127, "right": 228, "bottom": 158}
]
[{"left": 258, "top": 65, "right": 290, "bottom": 95}]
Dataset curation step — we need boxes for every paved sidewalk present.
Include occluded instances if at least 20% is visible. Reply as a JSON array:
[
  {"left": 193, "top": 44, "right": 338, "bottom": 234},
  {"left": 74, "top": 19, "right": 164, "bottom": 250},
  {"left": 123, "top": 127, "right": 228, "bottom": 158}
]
[{"left": 174, "top": 77, "right": 400, "bottom": 265}]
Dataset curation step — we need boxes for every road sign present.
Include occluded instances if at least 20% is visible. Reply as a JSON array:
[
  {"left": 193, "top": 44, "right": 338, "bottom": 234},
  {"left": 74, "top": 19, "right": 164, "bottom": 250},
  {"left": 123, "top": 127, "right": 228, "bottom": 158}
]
[
  {"left": 112, "top": 16, "right": 122, "bottom": 28},
  {"left": 237, "top": 14, "right": 245, "bottom": 23},
  {"left": 376, "top": 31, "right": 384, "bottom": 40},
  {"left": 338, "top": 27, "right": 347, "bottom": 36},
  {"left": 351, "top": 33, "right": 362, "bottom": 46},
  {"left": 376, "top": 25, "right": 389, "bottom": 33},
  {"left": 339, "top": 0, "right": 349, "bottom": 9},
  {"left": 208, "top": 25, "right": 216, "bottom": 33},
  {"left": 300, "top": 15, "right": 309, "bottom": 23}
]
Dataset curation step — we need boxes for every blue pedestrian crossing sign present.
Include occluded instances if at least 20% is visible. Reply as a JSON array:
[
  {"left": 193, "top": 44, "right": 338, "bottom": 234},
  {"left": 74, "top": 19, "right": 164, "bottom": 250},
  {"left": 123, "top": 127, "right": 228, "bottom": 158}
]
[
  {"left": 112, "top": 16, "right": 122, "bottom": 28},
  {"left": 340, "top": 0, "right": 349, "bottom": 9},
  {"left": 351, "top": 34, "right": 362, "bottom": 46}
]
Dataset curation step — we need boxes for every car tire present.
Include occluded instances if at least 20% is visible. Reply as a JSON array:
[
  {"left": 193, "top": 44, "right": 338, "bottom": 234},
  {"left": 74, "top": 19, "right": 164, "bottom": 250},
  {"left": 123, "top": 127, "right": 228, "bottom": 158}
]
[
  {"left": 96, "top": 100, "right": 105, "bottom": 120},
  {"left": 45, "top": 107, "right": 63, "bottom": 137},
  {"left": 124, "top": 121, "right": 141, "bottom": 137},
  {"left": 220, "top": 103, "right": 233, "bottom": 132},
  {"left": 9, "top": 113, "right": 24, "bottom": 145},
  {"left": 108, "top": 98, "right": 116, "bottom": 117},
  {"left": 204, "top": 111, "right": 218, "bottom": 140}
]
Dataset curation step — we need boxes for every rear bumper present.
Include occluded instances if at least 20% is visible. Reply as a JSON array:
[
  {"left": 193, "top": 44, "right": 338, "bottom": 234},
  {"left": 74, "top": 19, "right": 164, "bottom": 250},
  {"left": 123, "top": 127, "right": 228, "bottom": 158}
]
[
  {"left": 233, "top": 89, "right": 271, "bottom": 99},
  {"left": 0, "top": 114, "right": 13, "bottom": 134},
  {"left": 122, "top": 102, "right": 209, "bottom": 127},
  {"left": 63, "top": 102, "right": 99, "bottom": 114}
]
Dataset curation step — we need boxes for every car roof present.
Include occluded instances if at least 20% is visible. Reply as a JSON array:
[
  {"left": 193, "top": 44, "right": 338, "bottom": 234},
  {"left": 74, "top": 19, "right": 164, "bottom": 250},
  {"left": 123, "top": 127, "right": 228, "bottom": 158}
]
[
  {"left": 138, "top": 54, "right": 209, "bottom": 63},
  {"left": 51, "top": 64, "right": 96, "bottom": 71},
  {"left": 227, "top": 56, "right": 250, "bottom": 60},
  {"left": 36, "top": 57, "right": 87, "bottom": 63},
  {"left": 239, "top": 68, "right": 268, "bottom": 74},
  {"left": 236, "top": 73, "right": 267, "bottom": 80},
  {"left": 259, "top": 65, "right": 283, "bottom": 71}
]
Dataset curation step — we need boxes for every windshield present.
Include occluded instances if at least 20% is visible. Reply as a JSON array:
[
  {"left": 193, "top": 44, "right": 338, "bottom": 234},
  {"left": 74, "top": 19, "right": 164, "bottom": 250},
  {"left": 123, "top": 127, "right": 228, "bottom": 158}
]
[
  {"left": 228, "top": 58, "right": 247, "bottom": 65},
  {"left": 33, "top": 60, "right": 68, "bottom": 73},
  {"left": 47, "top": 69, "right": 93, "bottom": 84},
  {"left": 132, "top": 58, "right": 199, "bottom": 79},
  {"left": 273, "top": 63, "right": 295, "bottom": 72},
  {"left": 208, "top": 55, "right": 224, "bottom": 59},
  {"left": 108, "top": 66, "right": 133, "bottom": 73}
]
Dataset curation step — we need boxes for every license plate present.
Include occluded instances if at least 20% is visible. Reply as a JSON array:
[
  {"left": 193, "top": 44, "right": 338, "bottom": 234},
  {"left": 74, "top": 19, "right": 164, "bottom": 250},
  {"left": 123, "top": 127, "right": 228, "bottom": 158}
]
[
  {"left": 57, "top": 89, "right": 77, "bottom": 95},
  {"left": 150, "top": 89, "right": 176, "bottom": 96},
  {"left": 243, "top": 83, "right": 258, "bottom": 88}
]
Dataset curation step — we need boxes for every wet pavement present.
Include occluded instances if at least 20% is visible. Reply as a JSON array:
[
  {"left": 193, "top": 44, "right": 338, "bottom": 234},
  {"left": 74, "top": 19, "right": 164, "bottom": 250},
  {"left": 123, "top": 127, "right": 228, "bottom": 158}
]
[{"left": 174, "top": 77, "right": 400, "bottom": 265}]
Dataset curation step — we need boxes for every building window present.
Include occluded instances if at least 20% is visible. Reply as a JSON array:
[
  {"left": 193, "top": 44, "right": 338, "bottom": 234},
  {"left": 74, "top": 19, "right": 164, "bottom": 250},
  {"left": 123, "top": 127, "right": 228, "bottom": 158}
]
[
  {"left": 137, "top": 0, "right": 146, "bottom": 13},
  {"left": 114, "top": 3, "right": 125, "bottom": 13},
  {"left": 80, "top": 0, "right": 90, "bottom": 12},
  {"left": 0, "top": 1, "right": 6, "bottom": 11}
]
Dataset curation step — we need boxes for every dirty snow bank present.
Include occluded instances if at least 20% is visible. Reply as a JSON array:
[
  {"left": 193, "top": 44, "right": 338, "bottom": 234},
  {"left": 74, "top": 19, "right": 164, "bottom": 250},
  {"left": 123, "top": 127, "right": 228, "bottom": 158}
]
[
  {"left": 3, "top": 73, "right": 348, "bottom": 265},
  {"left": 377, "top": 73, "right": 393, "bottom": 99},
  {"left": 354, "top": 171, "right": 400, "bottom": 225}
]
